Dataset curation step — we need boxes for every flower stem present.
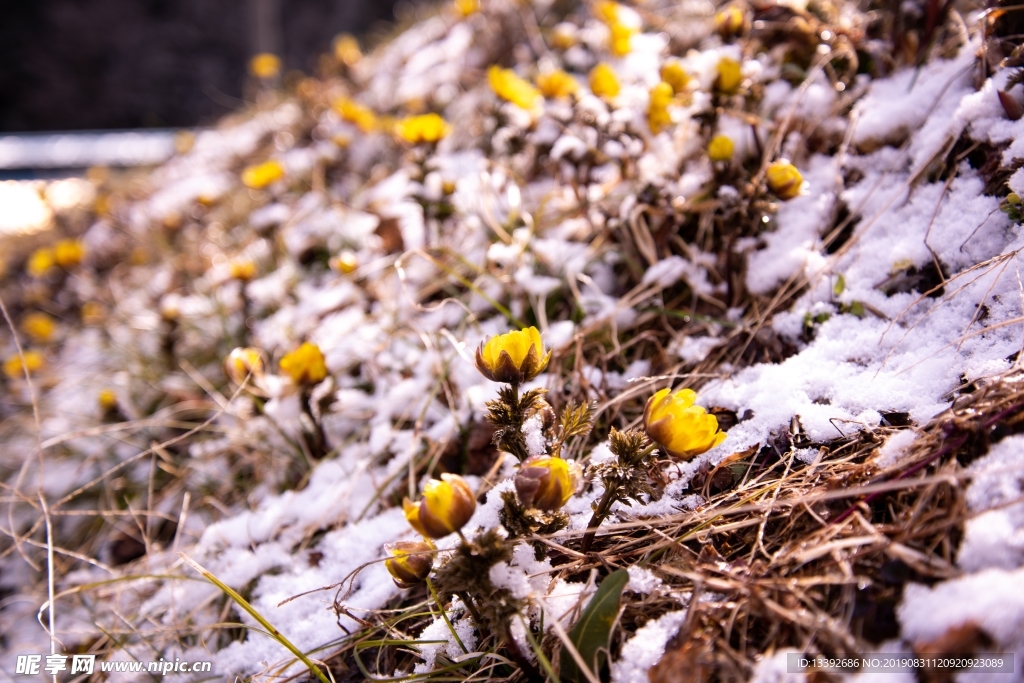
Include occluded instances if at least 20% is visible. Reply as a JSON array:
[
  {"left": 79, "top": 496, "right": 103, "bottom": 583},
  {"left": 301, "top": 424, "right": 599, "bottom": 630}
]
[{"left": 580, "top": 485, "right": 617, "bottom": 554}]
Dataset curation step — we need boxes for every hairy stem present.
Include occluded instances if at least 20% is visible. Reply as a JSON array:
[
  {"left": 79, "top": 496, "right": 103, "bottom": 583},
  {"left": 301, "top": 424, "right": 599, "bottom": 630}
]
[{"left": 580, "top": 485, "right": 618, "bottom": 554}]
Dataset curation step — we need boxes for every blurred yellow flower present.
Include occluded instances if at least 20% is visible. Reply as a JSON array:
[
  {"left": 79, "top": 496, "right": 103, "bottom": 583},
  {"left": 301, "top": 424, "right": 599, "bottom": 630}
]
[
  {"left": 394, "top": 113, "right": 450, "bottom": 144},
  {"left": 708, "top": 134, "right": 735, "bottom": 162},
  {"left": 228, "top": 260, "right": 257, "bottom": 281},
  {"left": 475, "top": 326, "right": 551, "bottom": 385},
  {"left": 225, "top": 347, "right": 266, "bottom": 385},
  {"left": 589, "top": 63, "right": 620, "bottom": 99},
  {"left": 714, "top": 5, "right": 746, "bottom": 37},
  {"left": 279, "top": 342, "right": 328, "bottom": 385},
  {"left": 3, "top": 350, "right": 45, "bottom": 380},
  {"left": 716, "top": 57, "right": 743, "bottom": 93},
  {"left": 596, "top": 2, "right": 635, "bottom": 56},
  {"left": 241, "top": 160, "right": 285, "bottom": 190},
  {"left": 330, "top": 251, "right": 359, "bottom": 274},
  {"left": 550, "top": 23, "right": 577, "bottom": 50},
  {"left": 454, "top": 0, "right": 479, "bottom": 17},
  {"left": 536, "top": 70, "right": 579, "bottom": 100},
  {"left": 660, "top": 61, "right": 690, "bottom": 95},
  {"left": 22, "top": 312, "right": 56, "bottom": 343},
  {"left": 515, "top": 455, "right": 580, "bottom": 511},
  {"left": 766, "top": 159, "right": 805, "bottom": 200},
  {"left": 488, "top": 66, "right": 542, "bottom": 111},
  {"left": 385, "top": 541, "right": 434, "bottom": 588},
  {"left": 54, "top": 239, "right": 85, "bottom": 268},
  {"left": 249, "top": 53, "right": 281, "bottom": 79},
  {"left": 648, "top": 81, "right": 675, "bottom": 134},
  {"left": 332, "top": 97, "right": 378, "bottom": 133},
  {"left": 643, "top": 388, "right": 726, "bottom": 459},
  {"left": 27, "top": 247, "right": 55, "bottom": 278},
  {"left": 333, "top": 34, "right": 362, "bottom": 66},
  {"left": 98, "top": 389, "right": 118, "bottom": 411},
  {"left": 403, "top": 473, "right": 476, "bottom": 539}
]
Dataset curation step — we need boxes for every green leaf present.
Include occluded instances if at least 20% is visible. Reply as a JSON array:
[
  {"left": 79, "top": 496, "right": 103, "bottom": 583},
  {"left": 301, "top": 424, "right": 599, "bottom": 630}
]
[
  {"left": 561, "top": 569, "right": 629, "bottom": 682},
  {"left": 833, "top": 273, "right": 845, "bottom": 296}
]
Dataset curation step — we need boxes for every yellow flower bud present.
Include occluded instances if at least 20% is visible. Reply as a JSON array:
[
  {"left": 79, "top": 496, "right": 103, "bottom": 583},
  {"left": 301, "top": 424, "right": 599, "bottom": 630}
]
[
  {"left": 708, "top": 134, "right": 734, "bottom": 162},
  {"left": 715, "top": 57, "right": 743, "bottom": 94},
  {"left": 765, "top": 159, "right": 805, "bottom": 200},
  {"left": 403, "top": 473, "right": 476, "bottom": 539},
  {"left": 332, "top": 97, "right": 378, "bottom": 133},
  {"left": 279, "top": 342, "right": 328, "bottom": 385},
  {"left": 589, "top": 62, "right": 620, "bottom": 100},
  {"left": 249, "top": 53, "right": 281, "bottom": 80},
  {"left": 714, "top": 5, "right": 746, "bottom": 37},
  {"left": 648, "top": 81, "right": 675, "bottom": 134},
  {"left": 515, "top": 456, "right": 580, "bottom": 511},
  {"left": 22, "top": 312, "right": 56, "bottom": 343},
  {"left": 475, "top": 326, "right": 551, "bottom": 385},
  {"left": 241, "top": 160, "right": 285, "bottom": 190},
  {"left": 643, "top": 388, "right": 726, "bottom": 459},
  {"left": 225, "top": 347, "right": 266, "bottom": 385},
  {"left": 53, "top": 239, "right": 85, "bottom": 268},
  {"left": 488, "top": 66, "right": 542, "bottom": 111},
  {"left": 333, "top": 34, "right": 362, "bottom": 67},
  {"left": 98, "top": 389, "right": 118, "bottom": 411},
  {"left": 3, "top": 350, "right": 45, "bottom": 380},
  {"left": 454, "top": 0, "right": 480, "bottom": 17},
  {"left": 27, "top": 247, "right": 55, "bottom": 278},
  {"left": 228, "top": 260, "right": 257, "bottom": 281},
  {"left": 536, "top": 70, "right": 579, "bottom": 100},
  {"left": 384, "top": 541, "right": 434, "bottom": 588},
  {"left": 660, "top": 61, "right": 690, "bottom": 95},
  {"left": 394, "top": 113, "right": 450, "bottom": 144},
  {"left": 551, "top": 24, "right": 577, "bottom": 50}
]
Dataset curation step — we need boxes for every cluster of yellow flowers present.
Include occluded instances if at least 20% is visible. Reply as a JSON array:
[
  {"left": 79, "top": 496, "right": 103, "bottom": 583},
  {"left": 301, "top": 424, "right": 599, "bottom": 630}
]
[
  {"left": 386, "top": 326, "right": 726, "bottom": 589},
  {"left": 27, "top": 240, "right": 85, "bottom": 278}
]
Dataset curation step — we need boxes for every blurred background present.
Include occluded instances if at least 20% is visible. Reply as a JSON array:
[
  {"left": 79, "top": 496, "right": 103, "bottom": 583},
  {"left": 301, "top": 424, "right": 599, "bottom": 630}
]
[{"left": 0, "top": 0, "right": 402, "bottom": 132}]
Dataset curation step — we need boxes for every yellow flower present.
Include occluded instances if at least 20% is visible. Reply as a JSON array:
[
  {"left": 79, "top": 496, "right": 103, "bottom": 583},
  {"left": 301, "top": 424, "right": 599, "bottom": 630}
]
[
  {"left": 54, "top": 239, "right": 85, "bottom": 268},
  {"left": 488, "top": 66, "right": 542, "bottom": 111},
  {"left": 403, "top": 473, "right": 476, "bottom": 539},
  {"left": 384, "top": 541, "right": 434, "bottom": 588},
  {"left": 766, "top": 159, "right": 805, "bottom": 200},
  {"left": 241, "top": 160, "right": 285, "bottom": 190},
  {"left": 27, "top": 247, "right": 55, "bottom": 278},
  {"left": 708, "top": 134, "right": 734, "bottom": 162},
  {"left": 515, "top": 456, "right": 580, "bottom": 511},
  {"left": 98, "top": 389, "right": 118, "bottom": 411},
  {"left": 716, "top": 57, "right": 743, "bottom": 94},
  {"left": 660, "top": 61, "right": 690, "bottom": 95},
  {"left": 475, "top": 326, "right": 551, "bottom": 385},
  {"left": 394, "top": 113, "right": 450, "bottom": 144},
  {"left": 333, "top": 34, "right": 362, "bottom": 66},
  {"left": 608, "top": 22, "right": 634, "bottom": 56},
  {"left": 536, "top": 70, "right": 579, "bottom": 100},
  {"left": 550, "top": 23, "right": 577, "bottom": 50},
  {"left": 454, "top": 0, "right": 479, "bottom": 17},
  {"left": 249, "top": 53, "right": 281, "bottom": 79},
  {"left": 589, "top": 63, "right": 620, "bottom": 100},
  {"left": 279, "top": 342, "right": 328, "bottom": 385},
  {"left": 643, "top": 388, "right": 726, "bottom": 459},
  {"left": 228, "top": 260, "right": 257, "bottom": 281},
  {"left": 595, "top": 0, "right": 620, "bottom": 24},
  {"left": 225, "top": 347, "right": 266, "bottom": 385},
  {"left": 330, "top": 251, "right": 359, "bottom": 274},
  {"left": 81, "top": 301, "right": 105, "bottom": 325},
  {"left": 21, "top": 312, "right": 56, "bottom": 343},
  {"left": 648, "top": 81, "right": 675, "bottom": 134},
  {"left": 332, "top": 97, "right": 378, "bottom": 133},
  {"left": 3, "top": 350, "right": 45, "bottom": 380},
  {"left": 714, "top": 5, "right": 746, "bottom": 37}
]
